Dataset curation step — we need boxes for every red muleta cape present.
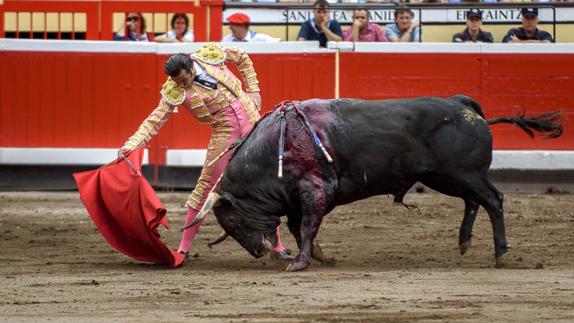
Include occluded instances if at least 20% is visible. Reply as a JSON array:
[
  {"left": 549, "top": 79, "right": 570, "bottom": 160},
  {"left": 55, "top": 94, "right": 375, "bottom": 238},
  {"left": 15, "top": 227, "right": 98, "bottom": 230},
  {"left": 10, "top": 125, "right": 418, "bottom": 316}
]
[{"left": 73, "top": 148, "right": 185, "bottom": 268}]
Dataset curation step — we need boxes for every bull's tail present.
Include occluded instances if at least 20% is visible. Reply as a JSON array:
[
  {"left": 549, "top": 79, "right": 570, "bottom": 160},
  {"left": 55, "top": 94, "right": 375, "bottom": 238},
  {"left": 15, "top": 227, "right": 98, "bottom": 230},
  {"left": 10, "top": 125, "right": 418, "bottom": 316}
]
[
  {"left": 449, "top": 94, "right": 485, "bottom": 118},
  {"left": 487, "top": 109, "right": 563, "bottom": 139}
]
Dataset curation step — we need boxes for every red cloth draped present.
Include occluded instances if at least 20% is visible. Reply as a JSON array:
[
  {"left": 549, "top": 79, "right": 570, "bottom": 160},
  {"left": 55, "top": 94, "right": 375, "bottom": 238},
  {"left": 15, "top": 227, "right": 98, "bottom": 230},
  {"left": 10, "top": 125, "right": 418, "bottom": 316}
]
[{"left": 73, "top": 148, "right": 185, "bottom": 268}]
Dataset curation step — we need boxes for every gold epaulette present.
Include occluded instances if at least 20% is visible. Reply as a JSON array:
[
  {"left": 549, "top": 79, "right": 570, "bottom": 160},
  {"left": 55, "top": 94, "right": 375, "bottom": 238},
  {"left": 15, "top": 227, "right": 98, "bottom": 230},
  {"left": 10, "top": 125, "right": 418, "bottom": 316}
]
[
  {"left": 160, "top": 77, "right": 186, "bottom": 106},
  {"left": 193, "top": 43, "right": 226, "bottom": 66}
]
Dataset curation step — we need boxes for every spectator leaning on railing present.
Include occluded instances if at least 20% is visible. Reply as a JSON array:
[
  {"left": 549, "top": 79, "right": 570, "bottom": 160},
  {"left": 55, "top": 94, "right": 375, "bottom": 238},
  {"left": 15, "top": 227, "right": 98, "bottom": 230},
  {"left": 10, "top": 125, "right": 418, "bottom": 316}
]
[
  {"left": 343, "top": 8, "right": 389, "bottom": 42},
  {"left": 297, "top": 0, "right": 343, "bottom": 47},
  {"left": 155, "top": 13, "right": 194, "bottom": 43},
  {"left": 502, "top": 8, "right": 553, "bottom": 43},
  {"left": 386, "top": 7, "right": 421, "bottom": 42},
  {"left": 452, "top": 9, "right": 493, "bottom": 43},
  {"left": 114, "top": 13, "right": 149, "bottom": 42},
  {"left": 222, "top": 13, "right": 279, "bottom": 42}
]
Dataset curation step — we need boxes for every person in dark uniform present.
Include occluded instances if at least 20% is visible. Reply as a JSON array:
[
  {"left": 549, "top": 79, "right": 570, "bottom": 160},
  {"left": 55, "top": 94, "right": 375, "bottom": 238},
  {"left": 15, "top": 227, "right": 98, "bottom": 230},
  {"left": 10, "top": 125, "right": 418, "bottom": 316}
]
[
  {"left": 503, "top": 8, "right": 554, "bottom": 43},
  {"left": 453, "top": 9, "right": 493, "bottom": 43}
]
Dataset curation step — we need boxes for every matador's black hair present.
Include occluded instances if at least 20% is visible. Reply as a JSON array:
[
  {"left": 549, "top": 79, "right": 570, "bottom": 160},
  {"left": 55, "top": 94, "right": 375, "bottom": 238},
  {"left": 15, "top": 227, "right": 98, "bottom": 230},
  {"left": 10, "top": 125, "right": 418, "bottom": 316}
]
[{"left": 164, "top": 53, "right": 194, "bottom": 77}]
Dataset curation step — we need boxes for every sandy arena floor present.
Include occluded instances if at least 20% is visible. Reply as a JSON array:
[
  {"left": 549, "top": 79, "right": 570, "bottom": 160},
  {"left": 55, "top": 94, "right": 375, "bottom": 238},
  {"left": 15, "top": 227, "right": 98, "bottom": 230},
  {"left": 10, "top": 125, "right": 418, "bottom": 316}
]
[{"left": 0, "top": 191, "right": 573, "bottom": 322}]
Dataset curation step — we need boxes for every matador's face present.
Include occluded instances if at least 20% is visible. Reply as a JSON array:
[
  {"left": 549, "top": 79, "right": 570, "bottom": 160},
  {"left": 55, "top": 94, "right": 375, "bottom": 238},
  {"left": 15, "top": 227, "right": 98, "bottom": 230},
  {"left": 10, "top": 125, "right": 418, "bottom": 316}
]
[{"left": 172, "top": 67, "right": 195, "bottom": 90}]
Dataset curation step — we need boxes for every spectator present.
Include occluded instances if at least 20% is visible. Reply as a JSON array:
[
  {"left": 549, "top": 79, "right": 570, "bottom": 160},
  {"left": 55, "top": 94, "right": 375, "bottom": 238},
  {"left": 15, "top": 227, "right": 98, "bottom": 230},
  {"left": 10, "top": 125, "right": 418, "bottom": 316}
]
[
  {"left": 297, "top": 0, "right": 343, "bottom": 47},
  {"left": 222, "top": 13, "right": 279, "bottom": 42},
  {"left": 114, "top": 13, "right": 149, "bottom": 41},
  {"left": 502, "top": 8, "right": 553, "bottom": 43},
  {"left": 155, "top": 13, "right": 194, "bottom": 43},
  {"left": 343, "top": 9, "right": 389, "bottom": 42},
  {"left": 452, "top": 9, "right": 493, "bottom": 43},
  {"left": 386, "top": 7, "right": 421, "bottom": 42}
]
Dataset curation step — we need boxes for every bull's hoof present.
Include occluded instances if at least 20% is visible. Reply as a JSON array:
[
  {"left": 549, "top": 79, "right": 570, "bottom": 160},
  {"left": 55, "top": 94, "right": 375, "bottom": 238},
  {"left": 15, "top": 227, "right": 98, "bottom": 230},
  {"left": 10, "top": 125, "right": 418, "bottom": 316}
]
[
  {"left": 495, "top": 251, "right": 510, "bottom": 269},
  {"left": 270, "top": 249, "right": 295, "bottom": 262},
  {"left": 311, "top": 243, "right": 325, "bottom": 259},
  {"left": 459, "top": 239, "right": 472, "bottom": 255},
  {"left": 286, "top": 260, "right": 311, "bottom": 272},
  {"left": 310, "top": 242, "right": 335, "bottom": 266}
]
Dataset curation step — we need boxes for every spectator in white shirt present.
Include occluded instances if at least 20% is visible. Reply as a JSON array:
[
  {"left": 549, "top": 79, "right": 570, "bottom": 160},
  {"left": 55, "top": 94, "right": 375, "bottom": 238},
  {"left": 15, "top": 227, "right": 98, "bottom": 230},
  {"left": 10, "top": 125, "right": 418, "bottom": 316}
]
[{"left": 222, "top": 13, "right": 280, "bottom": 42}]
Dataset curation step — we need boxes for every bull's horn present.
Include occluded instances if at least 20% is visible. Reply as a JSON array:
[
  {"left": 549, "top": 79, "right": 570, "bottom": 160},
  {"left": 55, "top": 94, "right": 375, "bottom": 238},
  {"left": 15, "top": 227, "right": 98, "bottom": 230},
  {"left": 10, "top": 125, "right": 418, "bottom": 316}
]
[
  {"left": 207, "top": 231, "right": 229, "bottom": 248},
  {"left": 181, "top": 192, "right": 221, "bottom": 231}
]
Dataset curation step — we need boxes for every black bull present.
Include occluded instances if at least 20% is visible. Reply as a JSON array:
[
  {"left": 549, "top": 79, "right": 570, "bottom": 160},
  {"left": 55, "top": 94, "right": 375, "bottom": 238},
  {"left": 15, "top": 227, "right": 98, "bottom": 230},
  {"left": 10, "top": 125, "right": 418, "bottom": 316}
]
[{"left": 191, "top": 95, "right": 562, "bottom": 271}]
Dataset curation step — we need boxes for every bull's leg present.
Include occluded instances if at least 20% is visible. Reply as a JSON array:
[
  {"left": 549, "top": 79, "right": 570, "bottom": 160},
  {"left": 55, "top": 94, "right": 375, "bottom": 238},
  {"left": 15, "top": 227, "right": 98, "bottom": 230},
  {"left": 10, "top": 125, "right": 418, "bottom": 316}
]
[
  {"left": 422, "top": 175, "right": 508, "bottom": 264},
  {"left": 286, "top": 210, "right": 324, "bottom": 272},
  {"left": 459, "top": 199, "right": 479, "bottom": 255},
  {"left": 474, "top": 181, "right": 509, "bottom": 266},
  {"left": 286, "top": 214, "right": 302, "bottom": 249},
  {"left": 311, "top": 242, "right": 336, "bottom": 266},
  {"left": 286, "top": 187, "right": 329, "bottom": 271},
  {"left": 287, "top": 214, "right": 335, "bottom": 266},
  {"left": 393, "top": 184, "right": 417, "bottom": 209}
]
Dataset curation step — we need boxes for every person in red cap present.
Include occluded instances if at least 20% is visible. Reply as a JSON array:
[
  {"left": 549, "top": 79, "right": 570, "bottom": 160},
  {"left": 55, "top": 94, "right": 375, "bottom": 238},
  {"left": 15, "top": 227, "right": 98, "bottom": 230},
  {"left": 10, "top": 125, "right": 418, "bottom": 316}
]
[{"left": 222, "top": 12, "right": 279, "bottom": 42}]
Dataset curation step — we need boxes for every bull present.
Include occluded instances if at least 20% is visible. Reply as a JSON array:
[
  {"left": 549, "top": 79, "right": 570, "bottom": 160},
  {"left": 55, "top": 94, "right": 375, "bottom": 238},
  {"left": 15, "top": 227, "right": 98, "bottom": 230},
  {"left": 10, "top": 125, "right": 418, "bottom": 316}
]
[{"left": 187, "top": 95, "right": 562, "bottom": 271}]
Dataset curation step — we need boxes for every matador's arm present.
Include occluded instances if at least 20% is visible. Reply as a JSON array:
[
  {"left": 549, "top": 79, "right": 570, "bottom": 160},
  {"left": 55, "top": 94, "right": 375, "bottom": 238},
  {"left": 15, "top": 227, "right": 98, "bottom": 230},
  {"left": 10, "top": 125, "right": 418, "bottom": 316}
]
[
  {"left": 224, "top": 46, "right": 260, "bottom": 93},
  {"left": 122, "top": 100, "right": 175, "bottom": 150},
  {"left": 122, "top": 78, "right": 187, "bottom": 150}
]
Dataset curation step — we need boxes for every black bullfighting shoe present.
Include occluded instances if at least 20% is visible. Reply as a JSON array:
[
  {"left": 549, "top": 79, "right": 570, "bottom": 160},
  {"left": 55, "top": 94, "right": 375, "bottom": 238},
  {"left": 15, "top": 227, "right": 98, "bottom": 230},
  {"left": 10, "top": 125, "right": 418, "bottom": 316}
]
[{"left": 270, "top": 249, "right": 294, "bottom": 262}]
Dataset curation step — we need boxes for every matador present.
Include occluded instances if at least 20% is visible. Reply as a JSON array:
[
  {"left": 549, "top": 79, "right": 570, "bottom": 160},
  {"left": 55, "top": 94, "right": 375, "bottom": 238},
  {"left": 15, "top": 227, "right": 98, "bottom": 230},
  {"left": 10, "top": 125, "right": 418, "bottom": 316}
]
[{"left": 119, "top": 43, "right": 292, "bottom": 263}]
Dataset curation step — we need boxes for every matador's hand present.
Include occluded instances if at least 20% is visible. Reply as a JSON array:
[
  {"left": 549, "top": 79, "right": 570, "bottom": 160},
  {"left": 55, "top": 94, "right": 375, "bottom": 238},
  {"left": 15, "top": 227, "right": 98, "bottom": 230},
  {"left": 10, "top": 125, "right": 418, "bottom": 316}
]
[
  {"left": 248, "top": 91, "right": 262, "bottom": 111},
  {"left": 104, "top": 147, "right": 131, "bottom": 167},
  {"left": 117, "top": 147, "right": 131, "bottom": 159}
]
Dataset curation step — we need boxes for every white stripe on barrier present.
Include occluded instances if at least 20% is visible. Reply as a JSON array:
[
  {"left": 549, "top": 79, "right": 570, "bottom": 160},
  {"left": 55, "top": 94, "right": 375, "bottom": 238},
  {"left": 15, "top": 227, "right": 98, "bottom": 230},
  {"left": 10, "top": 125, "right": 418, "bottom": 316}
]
[
  {"left": 0, "top": 148, "right": 149, "bottom": 165},
  {"left": 166, "top": 149, "right": 207, "bottom": 167},
  {"left": 351, "top": 42, "right": 574, "bottom": 54},
  {"left": 350, "top": 42, "right": 482, "bottom": 53},
  {"left": 5, "top": 39, "right": 574, "bottom": 55},
  {"left": 1, "top": 39, "right": 158, "bottom": 53},
  {"left": 165, "top": 149, "right": 574, "bottom": 169},
  {"left": 157, "top": 41, "right": 329, "bottom": 54},
  {"left": 0, "top": 39, "right": 330, "bottom": 54},
  {"left": 482, "top": 43, "right": 574, "bottom": 54},
  {"left": 490, "top": 150, "right": 574, "bottom": 170}
]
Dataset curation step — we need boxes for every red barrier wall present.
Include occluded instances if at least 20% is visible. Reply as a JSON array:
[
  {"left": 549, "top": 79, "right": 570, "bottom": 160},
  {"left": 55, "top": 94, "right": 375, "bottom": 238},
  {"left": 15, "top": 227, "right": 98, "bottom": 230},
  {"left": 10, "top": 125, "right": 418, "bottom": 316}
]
[
  {"left": 1, "top": 46, "right": 572, "bottom": 167},
  {"left": 0, "top": 49, "right": 335, "bottom": 165},
  {"left": 0, "top": 51, "right": 158, "bottom": 148},
  {"left": 340, "top": 52, "right": 573, "bottom": 150}
]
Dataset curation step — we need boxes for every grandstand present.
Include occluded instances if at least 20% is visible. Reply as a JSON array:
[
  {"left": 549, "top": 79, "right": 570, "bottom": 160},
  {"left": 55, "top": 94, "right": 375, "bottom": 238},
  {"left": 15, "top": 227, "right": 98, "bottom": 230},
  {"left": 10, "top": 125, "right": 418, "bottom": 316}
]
[{"left": 2, "top": 1, "right": 574, "bottom": 42}]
